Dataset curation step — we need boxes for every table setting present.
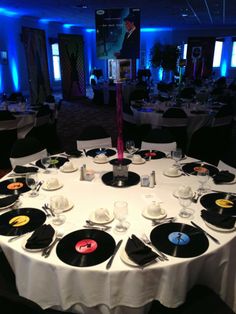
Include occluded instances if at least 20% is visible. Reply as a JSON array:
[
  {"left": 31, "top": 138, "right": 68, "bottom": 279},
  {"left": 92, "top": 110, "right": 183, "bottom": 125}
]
[{"left": 0, "top": 150, "right": 236, "bottom": 313}]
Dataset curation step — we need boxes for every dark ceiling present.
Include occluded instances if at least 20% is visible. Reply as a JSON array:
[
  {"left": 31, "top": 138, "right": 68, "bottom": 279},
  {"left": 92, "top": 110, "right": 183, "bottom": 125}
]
[{"left": 1, "top": 0, "right": 236, "bottom": 29}]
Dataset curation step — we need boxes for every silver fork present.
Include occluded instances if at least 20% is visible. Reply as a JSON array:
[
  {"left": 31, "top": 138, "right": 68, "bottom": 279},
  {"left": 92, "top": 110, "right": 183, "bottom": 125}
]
[
  {"left": 43, "top": 203, "right": 55, "bottom": 217},
  {"left": 141, "top": 233, "right": 169, "bottom": 261},
  {"left": 192, "top": 191, "right": 202, "bottom": 203},
  {"left": 42, "top": 232, "right": 64, "bottom": 258}
]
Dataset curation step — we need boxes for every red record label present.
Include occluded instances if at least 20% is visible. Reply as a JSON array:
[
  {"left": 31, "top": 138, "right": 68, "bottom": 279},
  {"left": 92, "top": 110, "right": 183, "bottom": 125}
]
[
  {"left": 75, "top": 239, "right": 98, "bottom": 254},
  {"left": 145, "top": 152, "right": 156, "bottom": 157}
]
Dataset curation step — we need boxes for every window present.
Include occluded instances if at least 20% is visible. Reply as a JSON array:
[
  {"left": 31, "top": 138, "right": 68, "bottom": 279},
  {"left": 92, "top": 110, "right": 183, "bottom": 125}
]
[
  {"left": 231, "top": 41, "right": 236, "bottom": 67},
  {"left": 183, "top": 43, "right": 187, "bottom": 59},
  {"left": 213, "top": 41, "right": 223, "bottom": 67},
  {"left": 51, "top": 43, "right": 61, "bottom": 81}
]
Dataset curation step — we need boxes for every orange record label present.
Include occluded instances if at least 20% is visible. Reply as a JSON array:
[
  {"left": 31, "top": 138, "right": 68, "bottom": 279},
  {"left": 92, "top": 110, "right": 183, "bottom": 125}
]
[
  {"left": 9, "top": 215, "right": 30, "bottom": 227},
  {"left": 215, "top": 199, "right": 234, "bottom": 208},
  {"left": 7, "top": 182, "right": 24, "bottom": 190},
  {"left": 75, "top": 239, "right": 98, "bottom": 254},
  {"left": 193, "top": 166, "right": 207, "bottom": 173}
]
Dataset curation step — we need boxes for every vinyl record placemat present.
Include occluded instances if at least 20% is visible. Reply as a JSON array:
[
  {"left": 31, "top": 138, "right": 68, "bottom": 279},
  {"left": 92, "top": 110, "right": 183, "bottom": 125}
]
[
  {"left": 182, "top": 162, "right": 219, "bottom": 177},
  {"left": 200, "top": 192, "right": 236, "bottom": 216},
  {"left": 137, "top": 150, "right": 166, "bottom": 160},
  {"left": 35, "top": 156, "right": 69, "bottom": 169},
  {"left": 101, "top": 171, "right": 140, "bottom": 188},
  {"left": 0, "top": 208, "right": 46, "bottom": 236},
  {"left": 86, "top": 148, "right": 116, "bottom": 158},
  {"left": 150, "top": 222, "right": 209, "bottom": 258},
  {"left": 56, "top": 229, "right": 116, "bottom": 267},
  {"left": 0, "top": 178, "right": 30, "bottom": 195}
]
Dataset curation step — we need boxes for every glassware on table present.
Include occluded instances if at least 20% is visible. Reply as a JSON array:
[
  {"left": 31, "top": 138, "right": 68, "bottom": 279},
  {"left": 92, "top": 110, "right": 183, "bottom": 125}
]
[
  {"left": 197, "top": 169, "right": 209, "bottom": 193},
  {"left": 171, "top": 148, "right": 182, "bottom": 168},
  {"left": 178, "top": 194, "right": 194, "bottom": 218},
  {"left": 41, "top": 156, "right": 51, "bottom": 174},
  {"left": 113, "top": 201, "right": 129, "bottom": 232},
  {"left": 50, "top": 195, "right": 66, "bottom": 225},
  {"left": 125, "top": 140, "right": 136, "bottom": 157},
  {"left": 26, "top": 172, "right": 39, "bottom": 197}
]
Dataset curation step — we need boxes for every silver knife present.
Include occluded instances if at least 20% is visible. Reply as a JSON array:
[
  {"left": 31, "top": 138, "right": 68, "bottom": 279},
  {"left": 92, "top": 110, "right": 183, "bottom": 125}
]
[
  {"left": 191, "top": 221, "right": 220, "bottom": 245},
  {"left": 106, "top": 239, "right": 123, "bottom": 269}
]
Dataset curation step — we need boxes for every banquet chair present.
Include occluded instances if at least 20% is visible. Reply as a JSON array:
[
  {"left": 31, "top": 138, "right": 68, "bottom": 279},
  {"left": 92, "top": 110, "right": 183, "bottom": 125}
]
[
  {"left": 76, "top": 125, "right": 112, "bottom": 150},
  {"left": 10, "top": 136, "right": 47, "bottom": 169},
  {"left": 0, "top": 110, "right": 18, "bottom": 169},
  {"left": 141, "top": 128, "right": 177, "bottom": 152},
  {"left": 178, "top": 87, "right": 196, "bottom": 99},
  {"left": 161, "top": 108, "right": 188, "bottom": 153}
]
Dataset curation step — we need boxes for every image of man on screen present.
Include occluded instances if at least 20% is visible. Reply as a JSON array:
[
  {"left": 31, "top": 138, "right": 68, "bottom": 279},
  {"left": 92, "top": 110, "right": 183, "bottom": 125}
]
[{"left": 115, "top": 14, "right": 140, "bottom": 60}]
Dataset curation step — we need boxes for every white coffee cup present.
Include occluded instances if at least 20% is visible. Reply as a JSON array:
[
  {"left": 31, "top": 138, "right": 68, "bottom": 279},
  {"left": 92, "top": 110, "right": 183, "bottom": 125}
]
[
  {"left": 50, "top": 195, "right": 69, "bottom": 210},
  {"left": 46, "top": 177, "right": 60, "bottom": 189},
  {"left": 133, "top": 154, "right": 142, "bottom": 162},
  {"left": 178, "top": 185, "right": 193, "bottom": 198},
  {"left": 94, "top": 208, "right": 110, "bottom": 222},
  {"left": 166, "top": 166, "right": 179, "bottom": 176},
  {"left": 62, "top": 161, "right": 74, "bottom": 171},
  {"left": 96, "top": 154, "right": 107, "bottom": 161},
  {"left": 147, "top": 201, "right": 164, "bottom": 217}
]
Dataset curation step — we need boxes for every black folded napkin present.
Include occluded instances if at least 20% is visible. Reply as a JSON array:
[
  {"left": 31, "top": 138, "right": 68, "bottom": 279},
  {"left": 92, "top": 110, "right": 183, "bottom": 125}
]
[
  {"left": 201, "top": 209, "right": 236, "bottom": 229},
  {"left": 125, "top": 234, "right": 158, "bottom": 266},
  {"left": 213, "top": 171, "right": 235, "bottom": 184},
  {"left": 0, "top": 195, "right": 19, "bottom": 208},
  {"left": 25, "top": 224, "right": 55, "bottom": 249},
  {"left": 65, "top": 149, "right": 82, "bottom": 157},
  {"left": 14, "top": 165, "right": 38, "bottom": 173}
]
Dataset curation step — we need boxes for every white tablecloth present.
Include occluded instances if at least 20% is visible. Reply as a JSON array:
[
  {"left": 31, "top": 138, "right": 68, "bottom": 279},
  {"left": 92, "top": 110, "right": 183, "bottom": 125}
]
[{"left": 1, "top": 154, "right": 236, "bottom": 313}]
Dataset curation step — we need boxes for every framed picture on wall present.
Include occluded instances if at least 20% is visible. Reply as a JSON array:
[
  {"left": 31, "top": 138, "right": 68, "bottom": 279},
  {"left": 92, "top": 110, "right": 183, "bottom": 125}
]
[{"left": 0, "top": 51, "right": 8, "bottom": 64}]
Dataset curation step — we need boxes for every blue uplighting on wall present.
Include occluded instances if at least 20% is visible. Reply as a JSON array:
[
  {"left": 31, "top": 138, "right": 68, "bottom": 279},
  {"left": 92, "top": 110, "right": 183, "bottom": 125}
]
[
  {"left": 220, "top": 60, "right": 227, "bottom": 77},
  {"left": 85, "top": 29, "right": 95, "bottom": 33},
  {"left": 11, "top": 58, "right": 19, "bottom": 91},
  {"left": 39, "top": 19, "right": 50, "bottom": 24},
  {"left": 0, "top": 7, "right": 18, "bottom": 17},
  {"left": 141, "top": 27, "right": 173, "bottom": 32},
  {"left": 0, "top": 65, "right": 3, "bottom": 92}
]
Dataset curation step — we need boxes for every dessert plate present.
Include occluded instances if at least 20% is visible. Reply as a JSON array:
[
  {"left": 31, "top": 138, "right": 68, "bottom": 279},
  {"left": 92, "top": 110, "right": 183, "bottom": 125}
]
[
  {"left": 59, "top": 167, "right": 78, "bottom": 173},
  {"left": 120, "top": 248, "right": 139, "bottom": 267},
  {"left": 132, "top": 158, "right": 146, "bottom": 165},
  {"left": 163, "top": 171, "right": 182, "bottom": 177},
  {"left": 204, "top": 221, "right": 236, "bottom": 233},
  {"left": 22, "top": 233, "right": 56, "bottom": 252}
]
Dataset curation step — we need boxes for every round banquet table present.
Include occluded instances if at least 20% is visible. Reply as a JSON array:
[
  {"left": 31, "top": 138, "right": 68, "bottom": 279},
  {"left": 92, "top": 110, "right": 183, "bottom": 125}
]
[{"left": 0, "top": 152, "right": 236, "bottom": 314}]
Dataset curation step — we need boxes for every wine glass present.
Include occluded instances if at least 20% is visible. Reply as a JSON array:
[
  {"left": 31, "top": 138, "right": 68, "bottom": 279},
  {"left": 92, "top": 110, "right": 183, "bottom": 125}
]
[
  {"left": 178, "top": 194, "right": 194, "bottom": 218},
  {"left": 197, "top": 169, "right": 209, "bottom": 193},
  {"left": 26, "top": 173, "right": 39, "bottom": 197},
  {"left": 125, "top": 140, "right": 136, "bottom": 157},
  {"left": 50, "top": 195, "right": 66, "bottom": 226},
  {"left": 113, "top": 201, "right": 128, "bottom": 232},
  {"left": 41, "top": 156, "right": 51, "bottom": 174},
  {"left": 171, "top": 148, "right": 182, "bottom": 168}
]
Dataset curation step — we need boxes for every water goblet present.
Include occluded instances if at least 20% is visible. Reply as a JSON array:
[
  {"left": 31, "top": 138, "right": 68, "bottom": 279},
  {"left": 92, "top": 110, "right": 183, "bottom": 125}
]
[
  {"left": 178, "top": 194, "right": 194, "bottom": 218},
  {"left": 113, "top": 201, "right": 128, "bottom": 232},
  {"left": 50, "top": 195, "right": 66, "bottom": 226},
  {"left": 197, "top": 169, "right": 209, "bottom": 193},
  {"left": 41, "top": 156, "right": 51, "bottom": 174},
  {"left": 26, "top": 172, "right": 39, "bottom": 197},
  {"left": 171, "top": 148, "right": 182, "bottom": 168},
  {"left": 125, "top": 140, "right": 136, "bottom": 157}
]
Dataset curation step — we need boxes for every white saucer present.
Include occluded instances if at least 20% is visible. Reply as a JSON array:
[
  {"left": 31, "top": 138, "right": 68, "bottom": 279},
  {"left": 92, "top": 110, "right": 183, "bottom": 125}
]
[
  {"left": 22, "top": 233, "right": 56, "bottom": 252},
  {"left": 163, "top": 171, "right": 182, "bottom": 177},
  {"left": 204, "top": 221, "right": 236, "bottom": 233},
  {"left": 142, "top": 208, "right": 166, "bottom": 220},
  {"left": 215, "top": 178, "right": 236, "bottom": 185},
  {"left": 132, "top": 158, "right": 146, "bottom": 165},
  {"left": 89, "top": 211, "right": 114, "bottom": 224},
  {"left": 42, "top": 182, "right": 63, "bottom": 191},
  {"left": 120, "top": 247, "right": 139, "bottom": 267},
  {"left": 93, "top": 157, "right": 109, "bottom": 164},
  {"left": 59, "top": 167, "right": 78, "bottom": 173}
]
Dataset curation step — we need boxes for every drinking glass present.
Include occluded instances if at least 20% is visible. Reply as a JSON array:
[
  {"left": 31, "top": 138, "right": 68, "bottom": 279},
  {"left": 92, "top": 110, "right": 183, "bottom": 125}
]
[
  {"left": 26, "top": 173, "right": 39, "bottom": 197},
  {"left": 171, "top": 148, "right": 182, "bottom": 168},
  {"left": 50, "top": 195, "right": 66, "bottom": 226},
  {"left": 113, "top": 201, "right": 128, "bottom": 232},
  {"left": 125, "top": 140, "right": 136, "bottom": 157},
  {"left": 41, "top": 156, "right": 51, "bottom": 174},
  {"left": 197, "top": 169, "right": 209, "bottom": 193},
  {"left": 178, "top": 194, "right": 193, "bottom": 218}
]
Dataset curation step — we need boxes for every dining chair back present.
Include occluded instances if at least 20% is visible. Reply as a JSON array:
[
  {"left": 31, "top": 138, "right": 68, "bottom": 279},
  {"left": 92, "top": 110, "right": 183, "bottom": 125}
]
[
  {"left": 218, "top": 160, "right": 236, "bottom": 173},
  {"left": 141, "top": 128, "right": 177, "bottom": 152},
  {"left": 10, "top": 137, "right": 47, "bottom": 168},
  {"left": 76, "top": 125, "right": 112, "bottom": 150}
]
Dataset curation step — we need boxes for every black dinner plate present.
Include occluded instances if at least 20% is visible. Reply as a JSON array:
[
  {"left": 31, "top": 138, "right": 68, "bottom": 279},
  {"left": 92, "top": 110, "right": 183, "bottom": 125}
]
[
  {"left": 137, "top": 150, "right": 166, "bottom": 160},
  {"left": 86, "top": 148, "right": 116, "bottom": 158},
  {"left": 182, "top": 162, "right": 219, "bottom": 177},
  {"left": 35, "top": 156, "right": 69, "bottom": 169},
  {"left": 200, "top": 192, "right": 236, "bottom": 216}
]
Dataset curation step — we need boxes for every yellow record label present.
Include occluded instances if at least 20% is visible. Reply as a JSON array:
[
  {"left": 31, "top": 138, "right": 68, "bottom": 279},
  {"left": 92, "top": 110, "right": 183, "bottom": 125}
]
[
  {"left": 215, "top": 199, "right": 234, "bottom": 208},
  {"left": 9, "top": 215, "right": 30, "bottom": 227}
]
